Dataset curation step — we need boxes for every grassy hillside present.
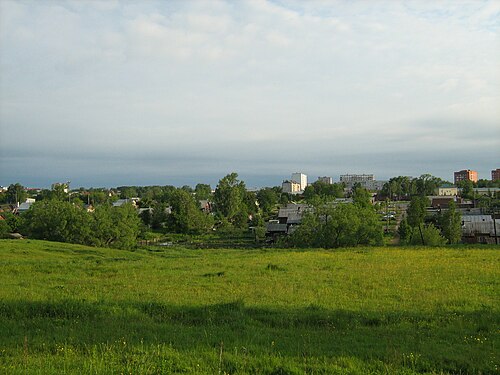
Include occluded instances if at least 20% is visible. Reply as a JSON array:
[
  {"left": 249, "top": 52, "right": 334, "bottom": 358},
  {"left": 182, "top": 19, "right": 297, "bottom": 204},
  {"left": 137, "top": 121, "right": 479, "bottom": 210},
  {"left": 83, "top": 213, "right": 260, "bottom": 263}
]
[{"left": 0, "top": 240, "right": 498, "bottom": 374}]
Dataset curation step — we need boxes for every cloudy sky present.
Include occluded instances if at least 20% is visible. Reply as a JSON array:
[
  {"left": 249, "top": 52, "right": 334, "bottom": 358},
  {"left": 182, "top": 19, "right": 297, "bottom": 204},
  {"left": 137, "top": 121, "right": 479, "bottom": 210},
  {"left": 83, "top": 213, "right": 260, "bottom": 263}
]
[{"left": 0, "top": 0, "right": 499, "bottom": 188}]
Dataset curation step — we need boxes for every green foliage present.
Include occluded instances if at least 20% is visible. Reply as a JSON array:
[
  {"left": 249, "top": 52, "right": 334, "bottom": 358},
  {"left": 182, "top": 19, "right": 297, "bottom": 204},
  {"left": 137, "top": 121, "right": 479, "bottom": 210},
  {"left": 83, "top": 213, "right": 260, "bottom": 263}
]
[
  {"left": 410, "top": 224, "right": 447, "bottom": 246},
  {"left": 382, "top": 174, "right": 445, "bottom": 200},
  {"left": 150, "top": 202, "right": 168, "bottom": 230},
  {"left": 289, "top": 203, "right": 383, "bottom": 248},
  {"left": 22, "top": 200, "right": 92, "bottom": 244},
  {"left": 303, "top": 181, "right": 344, "bottom": 202},
  {"left": 407, "top": 196, "right": 429, "bottom": 227},
  {"left": 439, "top": 201, "right": 462, "bottom": 244},
  {"left": 167, "top": 190, "right": 213, "bottom": 234},
  {"left": 0, "top": 220, "right": 9, "bottom": 238},
  {"left": 1, "top": 211, "right": 22, "bottom": 233},
  {"left": 6, "top": 183, "right": 27, "bottom": 204},
  {"left": 352, "top": 186, "right": 371, "bottom": 208},
  {"left": 457, "top": 179, "right": 474, "bottom": 200},
  {"left": 213, "top": 173, "right": 249, "bottom": 226},
  {"left": 194, "top": 183, "right": 212, "bottom": 200},
  {"left": 0, "top": 240, "right": 498, "bottom": 374},
  {"left": 21, "top": 201, "right": 141, "bottom": 249},
  {"left": 398, "top": 217, "right": 413, "bottom": 245},
  {"left": 256, "top": 188, "right": 279, "bottom": 216}
]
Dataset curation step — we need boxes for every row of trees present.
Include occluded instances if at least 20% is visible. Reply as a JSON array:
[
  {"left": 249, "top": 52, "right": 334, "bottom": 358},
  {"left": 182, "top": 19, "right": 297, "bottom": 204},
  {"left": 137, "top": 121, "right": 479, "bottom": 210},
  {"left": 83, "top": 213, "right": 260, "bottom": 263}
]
[
  {"left": 0, "top": 200, "right": 141, "bottom": 249},
  {"left": 381, "top": 174, "right": 446, "bottom": 200}
]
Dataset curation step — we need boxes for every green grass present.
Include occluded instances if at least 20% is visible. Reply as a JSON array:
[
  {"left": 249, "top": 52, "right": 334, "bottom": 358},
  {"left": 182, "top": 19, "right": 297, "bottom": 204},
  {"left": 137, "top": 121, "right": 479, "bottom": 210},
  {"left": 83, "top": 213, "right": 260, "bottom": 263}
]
[{"left": 0, "top": 240, "right": 498, "bottom": 374}]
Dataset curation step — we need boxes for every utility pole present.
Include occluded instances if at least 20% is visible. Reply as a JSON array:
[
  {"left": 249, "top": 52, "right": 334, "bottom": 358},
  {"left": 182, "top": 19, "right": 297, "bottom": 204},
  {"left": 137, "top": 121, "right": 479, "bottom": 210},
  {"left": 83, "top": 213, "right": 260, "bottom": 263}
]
[{"left": 493, "top": 211, "right": 498, "bottom": 245}]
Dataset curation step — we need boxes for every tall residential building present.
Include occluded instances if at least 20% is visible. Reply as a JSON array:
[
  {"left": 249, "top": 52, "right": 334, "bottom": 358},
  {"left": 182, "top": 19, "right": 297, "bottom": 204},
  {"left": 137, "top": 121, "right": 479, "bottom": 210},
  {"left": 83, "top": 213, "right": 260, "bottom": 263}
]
[
  {"left": 291, "top": 173, "right": 307, "bottom": 191},
  {"left": 492, "top": 169, "right": 500, "bottom": 181},
  {"left": 454, "top": 169, "right": 478, "bottom": 184}
]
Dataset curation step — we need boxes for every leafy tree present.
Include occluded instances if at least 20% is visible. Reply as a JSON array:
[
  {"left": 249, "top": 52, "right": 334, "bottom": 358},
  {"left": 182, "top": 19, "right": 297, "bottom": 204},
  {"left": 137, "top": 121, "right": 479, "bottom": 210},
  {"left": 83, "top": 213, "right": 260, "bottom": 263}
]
[
  {"left": 288, "top": 203, "right": 383, "bottom": 248},
  {"left": 352, "top": 186, "right": 371, "bottom": 208},
  {"left": 457, "top": 180, "right": 474, "bottom": 200},
  {"left": 194, "top": 184, "right": 212, "bottom": 200},
  {"left": 6, "top": 183, "right": 27, "bottom": 204},
  {"left": 0, "top": 219, "right": 9, "bottom": 238},
  {"left": 90, "top": 204, "right": 141, "bottom": 249},
  {"left": 407, "top": 196, "right": 429, "bottom": 245},
  {"left": 440, "top": 200, "right": 462, "bottom": 244},
  {"left": 415, "top": 174, "right": 443, "bottom": 196},
  {"left": 22, "top": 200, "right": 92, "bottom": 244},
  {"left": 407, "top": 196, "right": 428, "bottom": 227},
  {"left": 119, "top": 187, "right": 138, "bottom": 199},
  {"left": 409, "top": 224, "right": 447, "bottom": 246},
  {"left": 303, "top": 181, "right": 344, "bottom": 202},
  {"left": 167, "top": 189, "right": 213, "bottom": 234},
  {"left": 256, "top": 188, "right": 279, "bottom": 216},
  {"left": 150, "top": 202, "right": 169, "bottom": 230},
  {"left": 398, "top": 217, "right": 413, "bottom": 245},
  {"left": 213, "top": 173, "right": 248, "bottom": 225}
]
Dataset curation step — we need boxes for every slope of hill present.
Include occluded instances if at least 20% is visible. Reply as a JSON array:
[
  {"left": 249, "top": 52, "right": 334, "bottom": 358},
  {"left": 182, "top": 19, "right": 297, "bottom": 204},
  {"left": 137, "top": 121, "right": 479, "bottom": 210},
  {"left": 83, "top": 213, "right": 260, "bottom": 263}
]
[{"left": 0, "top": 240, "right": 498, "bottom": 374}]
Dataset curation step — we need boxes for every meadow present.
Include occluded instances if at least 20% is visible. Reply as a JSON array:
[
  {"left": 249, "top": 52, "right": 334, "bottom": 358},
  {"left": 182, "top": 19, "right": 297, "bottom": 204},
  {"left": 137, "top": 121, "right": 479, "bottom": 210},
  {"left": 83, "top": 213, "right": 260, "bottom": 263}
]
[{"left": 0, "top": 239, "right": 498, "bottom": 374}]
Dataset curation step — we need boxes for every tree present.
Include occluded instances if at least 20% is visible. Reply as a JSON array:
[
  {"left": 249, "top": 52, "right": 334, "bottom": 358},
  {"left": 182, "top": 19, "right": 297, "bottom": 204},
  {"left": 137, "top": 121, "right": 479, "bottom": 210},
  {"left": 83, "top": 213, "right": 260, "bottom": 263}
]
[
  {"left": 288, "top": 203, "right": 383, "bottom": 248},
  {"left": 6, "top": 183, "right": 27, "bottom": 204},
  {"left": 22, "top": 200, "right": 92, "bottom": 244},
  {"left": 440, "top": 200, "right": 462, "bottom": 244},
  {"left": 352, "top": 186, "right": 371, "bottom": 208},
  {"left": 90, "top": 204, "right": 141, "bottom": 249},
  {"left": 409, "top": 224, "right": 447, "bottom": 246},
  {"left": 167, "top": 189, "right": 213, "bottom": 234},
  {"left": 457, "top": 180, "right": 474, "bottom": 200},
  {"left": 213, "top": 173, "right": 248, "bottom": 225},
  {"left": 398, "top": 217, "right": 413, "bottom": 245},
  {"left": 256, "top": 188, "right": 279, "bottom": 216},
  {"left": 195, "top": 184, "right": 212, "bottom": 201},
  {"left": 407, "top": 196, "right": 429, "bottom": 245}
]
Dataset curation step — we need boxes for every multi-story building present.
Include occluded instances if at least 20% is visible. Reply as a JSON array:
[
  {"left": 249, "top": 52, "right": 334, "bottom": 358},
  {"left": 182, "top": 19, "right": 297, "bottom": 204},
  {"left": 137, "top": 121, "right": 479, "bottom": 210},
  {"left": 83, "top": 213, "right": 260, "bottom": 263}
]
[
  {"left": 340, "top": 174, "right": 374, "bottom": 183},
  {"left": 339, "top": 174, "right": 382, "bottom": 190},
  {"left": 454, "top": 170, "right": 478, "bottom": 184},
  {"left": 316, "top": 176, "right": 333, "bottom": 184},
  {"left": 291, "top": 173, "right": 307, "bottom": 191},
  {"left": 282, "top": 180, "right": 301, "bottom": 194},
  {"left": 492, "top": 169, "right": 500, "bottom": 181}
]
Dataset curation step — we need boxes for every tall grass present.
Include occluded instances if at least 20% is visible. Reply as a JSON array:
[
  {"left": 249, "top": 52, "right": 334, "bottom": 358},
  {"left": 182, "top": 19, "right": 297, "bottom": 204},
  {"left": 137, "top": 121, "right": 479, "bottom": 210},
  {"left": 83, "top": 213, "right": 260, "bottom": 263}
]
[{"left": 0, "top": 240, "right": 498, "bottom": 374}]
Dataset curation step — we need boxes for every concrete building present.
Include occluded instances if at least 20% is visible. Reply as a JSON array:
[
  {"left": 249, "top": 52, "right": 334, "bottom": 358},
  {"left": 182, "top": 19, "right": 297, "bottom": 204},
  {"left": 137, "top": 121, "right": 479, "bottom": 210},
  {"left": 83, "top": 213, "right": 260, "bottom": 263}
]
[
  {"left": 492, "top": 169, "right": 500, "bottom": 181},
  {"left": 317, "top": 176, "right": 333, "bottom": 184},
  {"left": 454, "top": 169, "right": 478, "bottom": 184},
  {"left": 340, "top": 174, "right": 374, "bottom": 183},
  {"left": 339, "top": 174, "right": 385, "bottom": 191},
  {"left": 436, "top": 185, "right": 458, "bottom": 196},
  {"left": 282, "top": 180, "right": 301, "bottom": 194},
  {"left": 291, "top": 173, "right": 307, "bottom": 191}
]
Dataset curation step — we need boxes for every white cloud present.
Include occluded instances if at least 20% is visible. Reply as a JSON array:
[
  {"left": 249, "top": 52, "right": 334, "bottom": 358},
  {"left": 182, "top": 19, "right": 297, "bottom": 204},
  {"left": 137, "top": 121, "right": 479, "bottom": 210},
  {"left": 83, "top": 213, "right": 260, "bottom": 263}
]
[{"left": 0, "top": 0, "right": 499, "bottom": 186}]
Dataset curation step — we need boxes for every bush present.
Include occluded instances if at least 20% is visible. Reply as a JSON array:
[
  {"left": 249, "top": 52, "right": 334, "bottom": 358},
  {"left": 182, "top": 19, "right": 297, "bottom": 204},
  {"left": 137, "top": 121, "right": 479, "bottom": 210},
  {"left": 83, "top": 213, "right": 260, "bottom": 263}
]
[{"left": 410, "top": 224, "right": 447, "bottom": 246}]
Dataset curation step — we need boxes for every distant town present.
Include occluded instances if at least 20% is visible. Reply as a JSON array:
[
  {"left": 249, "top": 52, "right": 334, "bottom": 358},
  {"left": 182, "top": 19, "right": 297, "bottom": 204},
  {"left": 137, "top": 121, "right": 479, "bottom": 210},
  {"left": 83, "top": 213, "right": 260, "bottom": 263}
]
[{"left": 1, "top": 167, "right": 499, "bottom": 247}]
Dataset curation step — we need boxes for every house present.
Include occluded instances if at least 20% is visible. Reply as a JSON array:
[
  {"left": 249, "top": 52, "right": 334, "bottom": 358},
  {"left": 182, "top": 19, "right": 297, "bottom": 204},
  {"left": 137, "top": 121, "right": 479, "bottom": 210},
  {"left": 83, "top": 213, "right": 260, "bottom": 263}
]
[
  {"left": 436, "top": 184, "right": 458, "bottom": 196},
  {"left": 266, "top": 204, "right": 310, "bottom": 239},
  {"left": 199, "top": 200, "right": 212, "bottom": 213},
  {"left": 429, "top": 196, "right": 457, "bottom": 209},
  {"left": 112, "top": 198, "right": 139, "bottom": 208},
  {"left": 462, "top": 215, "right": 500, "bottom": 244}
]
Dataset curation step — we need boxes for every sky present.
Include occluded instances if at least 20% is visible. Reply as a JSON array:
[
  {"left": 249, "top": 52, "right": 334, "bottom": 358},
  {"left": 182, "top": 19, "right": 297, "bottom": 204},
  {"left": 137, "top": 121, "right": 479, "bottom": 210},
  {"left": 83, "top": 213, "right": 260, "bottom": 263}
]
[{"left": 0, "top": 0, "right": 499, "bottom": 189}]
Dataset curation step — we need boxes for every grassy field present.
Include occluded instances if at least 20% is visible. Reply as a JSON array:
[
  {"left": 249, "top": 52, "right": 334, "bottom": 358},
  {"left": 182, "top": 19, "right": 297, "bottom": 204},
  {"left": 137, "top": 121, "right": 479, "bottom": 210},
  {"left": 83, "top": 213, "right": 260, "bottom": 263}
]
[{"left": 0, "top": 240, "right": 498, "bottom": 374}]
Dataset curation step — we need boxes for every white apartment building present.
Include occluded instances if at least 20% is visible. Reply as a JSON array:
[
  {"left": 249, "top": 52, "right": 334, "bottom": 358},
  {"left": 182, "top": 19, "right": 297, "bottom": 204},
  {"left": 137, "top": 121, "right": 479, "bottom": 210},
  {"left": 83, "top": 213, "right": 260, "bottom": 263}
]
[{"left": 291, "top": 173, "right": 307, "bottom": 191}]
